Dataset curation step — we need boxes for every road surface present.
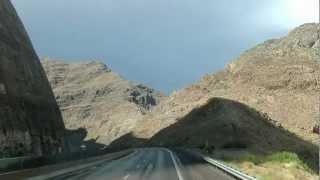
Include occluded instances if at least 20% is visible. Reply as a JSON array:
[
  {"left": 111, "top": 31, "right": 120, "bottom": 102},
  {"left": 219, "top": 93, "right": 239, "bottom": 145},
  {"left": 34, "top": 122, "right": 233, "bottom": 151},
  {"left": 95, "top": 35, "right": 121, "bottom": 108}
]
[{"left": 3, "top": 148, "right": 236, "bottom": 180}]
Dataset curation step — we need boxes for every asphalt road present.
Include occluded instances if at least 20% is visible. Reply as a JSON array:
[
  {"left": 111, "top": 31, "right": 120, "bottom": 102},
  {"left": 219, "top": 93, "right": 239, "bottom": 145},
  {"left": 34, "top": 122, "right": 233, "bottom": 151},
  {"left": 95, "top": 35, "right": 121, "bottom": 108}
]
[{"left": 26, "top": 148, "right": 236, "bottom": 180}]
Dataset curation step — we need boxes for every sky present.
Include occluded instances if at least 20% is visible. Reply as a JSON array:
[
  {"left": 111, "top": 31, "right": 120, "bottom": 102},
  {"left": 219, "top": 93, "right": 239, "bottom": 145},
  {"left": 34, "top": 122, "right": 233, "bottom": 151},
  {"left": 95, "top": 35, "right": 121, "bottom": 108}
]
[{"left": 11, "top": 0, "right": 319, "bottom": 94}]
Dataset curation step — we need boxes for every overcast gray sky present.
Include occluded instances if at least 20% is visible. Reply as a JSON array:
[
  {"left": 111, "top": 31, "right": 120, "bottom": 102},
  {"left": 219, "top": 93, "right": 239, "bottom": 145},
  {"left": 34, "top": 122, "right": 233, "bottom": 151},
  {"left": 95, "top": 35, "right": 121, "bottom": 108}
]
[{"left": 11, "top": 0, "right": 319, "bottom": 93}]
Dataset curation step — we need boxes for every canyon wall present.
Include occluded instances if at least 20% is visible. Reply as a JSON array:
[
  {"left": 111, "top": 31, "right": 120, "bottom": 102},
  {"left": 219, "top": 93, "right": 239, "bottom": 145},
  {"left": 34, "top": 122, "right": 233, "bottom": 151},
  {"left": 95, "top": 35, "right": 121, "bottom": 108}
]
[{"left": 0, "top": 0, "right": 66, "bottom": 157}]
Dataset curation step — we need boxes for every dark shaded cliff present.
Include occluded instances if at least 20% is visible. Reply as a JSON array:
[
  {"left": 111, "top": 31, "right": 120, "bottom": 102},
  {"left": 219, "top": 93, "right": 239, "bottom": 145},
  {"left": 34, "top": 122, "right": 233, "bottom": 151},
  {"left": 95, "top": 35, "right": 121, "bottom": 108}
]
[{"left": 0, "top": 0, "right": 66, "bottom": 157}]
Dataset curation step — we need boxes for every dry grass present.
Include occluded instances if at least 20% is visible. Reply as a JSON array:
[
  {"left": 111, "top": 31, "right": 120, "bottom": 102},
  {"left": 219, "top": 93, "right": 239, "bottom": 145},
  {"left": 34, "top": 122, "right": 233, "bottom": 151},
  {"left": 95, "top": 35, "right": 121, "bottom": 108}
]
[{"left": 220, "top": 152, "right": 319, "bottom": 180}]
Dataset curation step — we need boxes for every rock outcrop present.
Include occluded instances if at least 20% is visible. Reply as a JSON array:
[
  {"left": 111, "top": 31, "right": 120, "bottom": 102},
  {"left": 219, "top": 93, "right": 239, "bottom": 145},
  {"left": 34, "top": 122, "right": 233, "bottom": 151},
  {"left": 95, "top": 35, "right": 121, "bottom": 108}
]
[
  {"left": 42, "top": 60, "right": 165, "bottom": 146},
  {"left": 0, "top": 0, "right": 66, "bottom": 157}
]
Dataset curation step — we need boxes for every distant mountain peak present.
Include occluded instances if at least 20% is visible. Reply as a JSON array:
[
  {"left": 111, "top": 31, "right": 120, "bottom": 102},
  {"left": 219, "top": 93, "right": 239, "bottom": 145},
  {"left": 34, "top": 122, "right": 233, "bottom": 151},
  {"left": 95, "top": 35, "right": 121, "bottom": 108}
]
[{"left": 281, "top": 23, "right": 320, "bottom": 49}]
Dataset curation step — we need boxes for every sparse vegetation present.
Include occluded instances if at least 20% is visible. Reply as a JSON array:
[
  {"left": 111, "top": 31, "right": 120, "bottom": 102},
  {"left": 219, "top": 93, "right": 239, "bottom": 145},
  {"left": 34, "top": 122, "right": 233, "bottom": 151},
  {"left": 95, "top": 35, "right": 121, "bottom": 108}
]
[
  {"left": 217, "top": 151, "right": 318, "bottom": 180},
  {"left": 223, "top": 152, "right": 312, "bottom": 172}
]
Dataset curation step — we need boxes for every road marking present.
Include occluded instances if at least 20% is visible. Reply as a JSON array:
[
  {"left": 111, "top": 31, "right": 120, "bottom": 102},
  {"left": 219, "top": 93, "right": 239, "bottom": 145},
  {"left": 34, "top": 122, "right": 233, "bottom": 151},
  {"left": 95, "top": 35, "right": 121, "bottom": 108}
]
[
  {"left": 123, "top": 174, "right": 130, "bottom": 180},
  {"left": 164, "top": 149, "right": 184, "bottom": 180}
]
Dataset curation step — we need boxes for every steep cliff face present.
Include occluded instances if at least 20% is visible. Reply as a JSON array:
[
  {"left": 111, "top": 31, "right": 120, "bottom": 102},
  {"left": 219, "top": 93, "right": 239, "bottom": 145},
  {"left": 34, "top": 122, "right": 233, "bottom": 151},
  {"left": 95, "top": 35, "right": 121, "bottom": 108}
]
[
  {"left": 0, "top": 0, "right": 66, "bottom": 157},
  {"left": 42, "top": 60, "right": 165, "bottom": 146}
]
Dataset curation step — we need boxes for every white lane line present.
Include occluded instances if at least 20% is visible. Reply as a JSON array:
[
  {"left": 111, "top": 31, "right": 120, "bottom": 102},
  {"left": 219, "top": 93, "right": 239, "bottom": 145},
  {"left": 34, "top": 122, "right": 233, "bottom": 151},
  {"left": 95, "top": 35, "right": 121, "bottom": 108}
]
[
  {"left": 123, "top": 174, "right": 130, "bottom": 180},
  {"left": 164, "top": 149, "right": 184, "bottom": 180}
]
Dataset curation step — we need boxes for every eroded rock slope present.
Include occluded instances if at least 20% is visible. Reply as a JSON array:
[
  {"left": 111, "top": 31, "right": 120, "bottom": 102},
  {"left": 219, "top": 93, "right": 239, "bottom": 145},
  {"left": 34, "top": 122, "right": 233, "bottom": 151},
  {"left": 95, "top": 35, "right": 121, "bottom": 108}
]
[{"left": 42, "top": 60, "right": 165, "bottom": 145}]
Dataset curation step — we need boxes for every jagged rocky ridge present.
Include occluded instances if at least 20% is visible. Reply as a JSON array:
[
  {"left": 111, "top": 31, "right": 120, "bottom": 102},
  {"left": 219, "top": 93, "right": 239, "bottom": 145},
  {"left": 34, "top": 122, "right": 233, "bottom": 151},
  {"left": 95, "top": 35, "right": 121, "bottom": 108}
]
[
  {"left": 0, "top": 0, "right": 67, "bottom": 157},
  {"left": 42, "top": 60, "right": 165, "bottom": 147}
]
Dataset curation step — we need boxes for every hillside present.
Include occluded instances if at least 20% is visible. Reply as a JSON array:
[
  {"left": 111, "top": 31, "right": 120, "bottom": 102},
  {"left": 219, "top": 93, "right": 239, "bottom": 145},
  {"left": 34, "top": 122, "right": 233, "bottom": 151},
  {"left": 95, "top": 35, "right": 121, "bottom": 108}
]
[
  {"left": 136, "top": 23, "right": 319, "bottom": 144},
  {"left": 42, "top": 60, "right": 165, "bottom": 148},
  {"left": 123, "top": 23, "right": 319, "bottom": 173}
]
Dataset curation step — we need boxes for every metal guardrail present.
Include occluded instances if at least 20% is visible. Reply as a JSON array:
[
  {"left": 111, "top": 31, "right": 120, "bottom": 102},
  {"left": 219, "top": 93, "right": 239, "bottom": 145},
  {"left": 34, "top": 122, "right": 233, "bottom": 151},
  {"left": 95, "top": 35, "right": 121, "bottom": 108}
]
[
  {"left": 200, "top": 154, "right": 257, "bottom": 180},
  {"left": 0, "top": 156, "right": 37, "bottom": 172}
]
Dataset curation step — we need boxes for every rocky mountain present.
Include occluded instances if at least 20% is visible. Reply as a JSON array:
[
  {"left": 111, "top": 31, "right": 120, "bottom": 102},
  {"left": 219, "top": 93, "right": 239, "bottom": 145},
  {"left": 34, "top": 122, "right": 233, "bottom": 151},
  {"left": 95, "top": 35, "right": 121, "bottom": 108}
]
[
  {"left": 118, "top": 23, "right": 319, "bottom": 170},
  {"left": 42, "top": 60, "right": 165, "bottom": 147},
  {"left": 42, "top": 23, "right": 319, "bottom": 171},
  {"left": 0, "top": 0, "right": 67, "bottom": 157},
  {"left": 135, "top": 23, "right": 319, "bottom": 145}
]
